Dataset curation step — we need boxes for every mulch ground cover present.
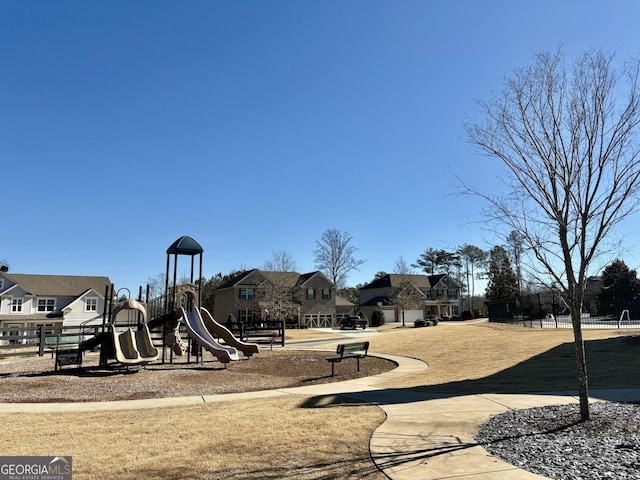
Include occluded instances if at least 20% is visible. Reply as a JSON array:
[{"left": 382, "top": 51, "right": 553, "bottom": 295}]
[{"left": 0, "top": 349, "right": 395, "bottom": 402}]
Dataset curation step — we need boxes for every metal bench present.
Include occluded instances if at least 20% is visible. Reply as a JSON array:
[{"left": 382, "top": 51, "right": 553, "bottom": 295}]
[{"left": 325, "top": 341, "right": 369, "bottom": 377}]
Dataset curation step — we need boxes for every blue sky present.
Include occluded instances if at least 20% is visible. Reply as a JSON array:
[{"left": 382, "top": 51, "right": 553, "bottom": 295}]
[{"left": 2, "top": 0, "right": 640, "bottom": 290}]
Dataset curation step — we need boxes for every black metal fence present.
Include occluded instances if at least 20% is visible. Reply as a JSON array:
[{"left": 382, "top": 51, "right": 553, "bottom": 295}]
[{"left": 487, "top": 291, "right": 640, "bottom": 329}]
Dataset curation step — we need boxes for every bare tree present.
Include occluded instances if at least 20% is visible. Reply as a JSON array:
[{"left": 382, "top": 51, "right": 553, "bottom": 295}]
[
  {"left": 392, "top": 280, "right": 425, "bottom": 327},
  {"left": 466, "top": 48, "right": 640, "bottom": 421},
  {"left": 393, "top": 256, "right": 414, "bottom": 275},
  {"left": 262, "top": 250, "right": 298, "bottom": 321},
  {"left": 390, "top": 258, "right": 418, "bottom": 326},
  {"left": 313, "top": 229, "right": 365, "bottom": 288},
  {"left": 263, "top": 250, "right": 297, "bottom": 273},
  {"left": 146, "top": 272, "right": 167, "bottom": 299}
]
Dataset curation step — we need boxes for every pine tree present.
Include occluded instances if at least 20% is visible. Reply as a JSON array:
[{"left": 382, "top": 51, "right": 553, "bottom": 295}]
[{"left": 485, "top": 246, "right": 519, "bottom": 301}]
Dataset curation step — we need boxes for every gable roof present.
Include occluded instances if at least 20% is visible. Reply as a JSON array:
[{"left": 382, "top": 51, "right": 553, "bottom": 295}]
[
  {"left": 0, "top": 274, "right": 111, "bottom": 297},
  {"left": 335, "top": 295, "right": 355, "bottom": 307},
  {"left": 360, "top": 295, "right": 396, "bottom": 307},
  {"left": 215, "top": 270, "right": 334, "bottom": 290},
  {"left": 429, "top": 274, "right": 461, "bottom": 288},
  {"left": 296, "top": 271, "right": 333, "bottom": 287},
  {"left": 215, "top": 269, "right": 264, "bottom": 290},
  {"left": 261, "top": 271, "right": 302, "bottom": 288},
  {"left": 360, "top": 273, "right": 460, "bottom": 290},
  {"left": 360, "top": 274, "right": 432, "bottom": 290}
]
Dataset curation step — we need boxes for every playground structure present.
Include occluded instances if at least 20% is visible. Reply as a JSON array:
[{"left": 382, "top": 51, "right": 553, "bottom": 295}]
[
  {"left": 46, "top": 236, "right": 260, "bottom": 370},
  {"left": 109, "top": 298, "right": 159, "bottom": 365}
]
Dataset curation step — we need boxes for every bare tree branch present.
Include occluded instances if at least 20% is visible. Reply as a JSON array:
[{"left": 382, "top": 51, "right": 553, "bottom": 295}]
[{"left": 466, "top": 48, "right": 640, "bottom": 421}]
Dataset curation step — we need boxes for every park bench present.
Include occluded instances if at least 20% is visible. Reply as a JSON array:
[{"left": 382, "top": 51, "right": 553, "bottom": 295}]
[
  {"left": 326, "top": 341, "right": 369, "bottom": 377},
  {"left": 45, "top": 335, "right": 84, "bottom": 371},
  {"left": 237, "top": 321, "right": 285, "bottom": 347}
]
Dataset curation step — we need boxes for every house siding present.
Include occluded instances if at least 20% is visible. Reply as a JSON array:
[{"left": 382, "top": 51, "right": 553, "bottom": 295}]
[
  {"left": 214, "top": 270, "right": 338, "bottom": 328},
  {"left": 0, "top": 273, "right": 110, "bottom": 329}
]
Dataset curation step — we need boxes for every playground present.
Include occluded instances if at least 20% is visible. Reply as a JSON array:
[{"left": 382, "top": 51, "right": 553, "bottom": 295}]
[
  {"left": 1, "top": 321, "right": 640, "bottom": 479},
  {"left": 2, "top": 237, "right": 640, "bottom": 478},
  {"left": 0, "top": 346, "right": 394, "bottom": 402}
]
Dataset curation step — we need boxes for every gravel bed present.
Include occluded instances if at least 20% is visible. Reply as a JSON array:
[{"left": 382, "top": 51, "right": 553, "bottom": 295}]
[{"left": 476, "top": 402, "right": 640, "bottom": 479}]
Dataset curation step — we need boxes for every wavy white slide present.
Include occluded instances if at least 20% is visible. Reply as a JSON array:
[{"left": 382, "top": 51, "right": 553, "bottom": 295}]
[
  {"left": 200, "top": 307, "right": 260, "bottom": 358},
  {"left": 181, "top": 307, "right": 240, "bottom": 363}
]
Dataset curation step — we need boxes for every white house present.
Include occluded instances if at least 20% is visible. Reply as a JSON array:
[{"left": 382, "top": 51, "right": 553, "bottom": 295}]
[{"left": 0, "top": 272, "right": 111, "bottom": 342}]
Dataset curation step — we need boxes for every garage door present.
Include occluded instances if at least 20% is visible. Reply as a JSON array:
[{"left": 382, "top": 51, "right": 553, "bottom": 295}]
[{"left": 400, "top": 310, "right": 423, "bottom": 323}]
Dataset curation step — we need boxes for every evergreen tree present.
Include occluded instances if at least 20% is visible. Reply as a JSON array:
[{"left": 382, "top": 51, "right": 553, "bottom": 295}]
[
  {"left": 485, "top": 246, "right": 519, "bottom": 301},
  {"left": 598, "top": 260, "right": 640, "bottom": 318}
]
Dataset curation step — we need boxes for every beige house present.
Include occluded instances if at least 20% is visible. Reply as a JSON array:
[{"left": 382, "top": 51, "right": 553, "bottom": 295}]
[
  {"left": 213, "top": 269, "right": 348, "bottom": 328},
  {"left": 359, "top": 273, "right": 462, "bottom": 323}
]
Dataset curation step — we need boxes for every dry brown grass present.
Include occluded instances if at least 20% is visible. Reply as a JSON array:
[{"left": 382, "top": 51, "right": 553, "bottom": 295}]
[
  {"left": 0, "top": 397, "right": 385, "bottom": 480},
  {"left": 367, "top": 322, "right": 640, "bottom": 393},
  {"left": 2, "top": 322, "right": 640, "bottom": 480}
]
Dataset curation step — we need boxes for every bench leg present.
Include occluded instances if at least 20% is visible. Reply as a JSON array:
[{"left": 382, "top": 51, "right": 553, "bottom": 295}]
[
  {"left": 331, "top": 362, "right": 335, "bottom": 377},
  {"left": 357, "top": 357, "right": 360, "bottom": 372}
]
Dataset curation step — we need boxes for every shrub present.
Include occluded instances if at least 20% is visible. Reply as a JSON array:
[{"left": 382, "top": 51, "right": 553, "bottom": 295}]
[
  {"left": 371, "top": 310, "right": 385, "bottom": 327},
  {"left": 414, "top": 319, "right": 427, "bottom": 328}
]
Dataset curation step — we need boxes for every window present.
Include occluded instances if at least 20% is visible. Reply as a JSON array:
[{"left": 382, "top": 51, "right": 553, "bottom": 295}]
[
  {"left": 306, "top": 288, "right": 315, "bottom": 300},
  {"left": 8, "top": 328, "right": 21, "bottom": 344},
  {"left": 85, "top": 297, "right": 98, "bottom": 312},
  {"left": 448, "top": 290, "right": 458, "bottom": 299},
  {"left": 321, "top": 288, "right": 330, "bottom": 300},
  {"left": 239, "top": 308, "right": 253, "bottom": 323},
  {"left": 436, "top": 289, "right": 444, "bottom": 297},
  {"left": 11, "top": 298, "right": 23, "bottom": 313},
  {"left": 421, "top": 289, "right": 431, "bottom": 299},
  {"left": 37, "top": 298, "right": 56, "bottom": 312},
  {"left": 240, "top": 289, "right": 254, "bottom": 300}
]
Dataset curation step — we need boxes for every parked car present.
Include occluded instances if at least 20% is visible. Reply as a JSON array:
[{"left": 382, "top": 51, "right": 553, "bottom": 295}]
[{"left": 338, "top": 316, "right": 367, "bottom": 329}]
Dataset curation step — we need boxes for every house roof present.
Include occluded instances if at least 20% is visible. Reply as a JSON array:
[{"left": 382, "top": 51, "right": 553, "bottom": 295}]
[
  {"left": 360, "top": 274, "right": 432, "bottom": 290},
  {"left": 216, "top": 270, "right": 334, "bottom": 290},
  {"left": 360, "top": 273, "right": 460, "bottom": 290},
  {"left": 1, "top": 274, "right": 111, "bottom": 297},
  {"left": 429, "top": 274, "right": 461, "bottom": 288},
  {"left": 335, "top": 295, "right": 355, "bottom": 306},
  {"left": 296, "top": 271, "right": 332, "bottom": 287},
  {"left": 360, "top": 295, "right": 396, "bottom": 307},
  {"left": 215, "top": 269, "right": 262, "bottom": 289},
  {"left": 261, "top": 271, "right": 303, "bottom": 288}
]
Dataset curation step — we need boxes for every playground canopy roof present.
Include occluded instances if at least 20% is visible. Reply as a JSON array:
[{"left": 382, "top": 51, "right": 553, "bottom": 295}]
[{"left": 166, "top": 236, "right": 203, "bottom": 256}]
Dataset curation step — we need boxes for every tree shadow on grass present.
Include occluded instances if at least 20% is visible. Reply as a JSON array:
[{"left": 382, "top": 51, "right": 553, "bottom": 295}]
[
  {"left": 300, "top": 336, "right": 640, "bottom": 407},
  {"left": 296, "top": 336, "right": 640, "bottom": 476},
  {"left": 111, "top": 455, "right": 385, "bottom": 480}
]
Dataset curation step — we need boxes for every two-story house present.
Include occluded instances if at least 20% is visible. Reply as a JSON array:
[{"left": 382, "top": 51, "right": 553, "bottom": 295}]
[
  {"left": 0, "top": 272, "right": 111, "bottom": 342},
  {"left": 213, "top": 269, "right": 344, "bottom": 328},
  {"left": 359, "top": 273, "right": 462, "bottom": 323}
]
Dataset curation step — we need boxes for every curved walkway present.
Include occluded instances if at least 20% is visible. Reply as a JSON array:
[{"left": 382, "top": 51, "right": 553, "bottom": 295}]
[{"left": 2, "top": 353, "right": 638, "bottom": 480}]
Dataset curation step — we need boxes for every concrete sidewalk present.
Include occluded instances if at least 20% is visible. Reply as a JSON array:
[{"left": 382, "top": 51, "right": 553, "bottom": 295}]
[{"left": 1, "top": 353, "right": 638, "bottom": 480}]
